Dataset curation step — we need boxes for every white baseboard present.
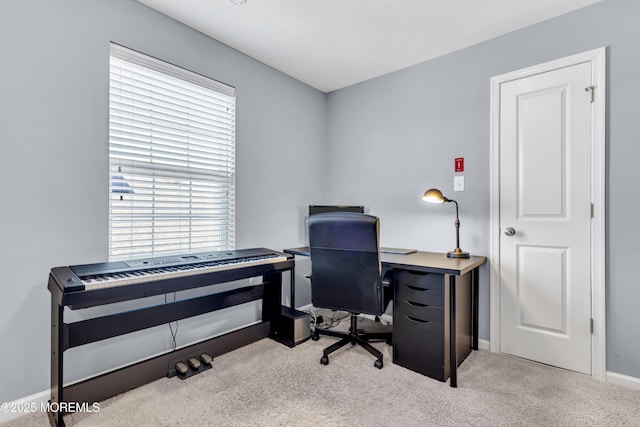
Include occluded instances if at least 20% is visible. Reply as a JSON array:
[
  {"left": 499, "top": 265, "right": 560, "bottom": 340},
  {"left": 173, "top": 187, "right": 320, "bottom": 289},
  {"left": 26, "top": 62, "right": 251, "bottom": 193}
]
[
  {"left": 0, "top": 390, "right": 50, "bottom": 423},
  {"left": 478, "top": 338, "right": 490, "bottom": 351},
  {"left": 606, "top": 371, "right": 640, "bottom": 390}
]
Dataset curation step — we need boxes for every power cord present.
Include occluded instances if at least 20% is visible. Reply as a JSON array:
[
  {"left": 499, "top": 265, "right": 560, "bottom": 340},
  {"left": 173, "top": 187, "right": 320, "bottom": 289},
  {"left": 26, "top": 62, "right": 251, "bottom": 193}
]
[
  {"left": 165, "top": 293, "right": 179, "bottom": 350},
  {"left": 309, "top": 310, "right": 350, "bottom": 330},
  {"left": 304, "top": 309, "right": 317, "bottom": 330}
]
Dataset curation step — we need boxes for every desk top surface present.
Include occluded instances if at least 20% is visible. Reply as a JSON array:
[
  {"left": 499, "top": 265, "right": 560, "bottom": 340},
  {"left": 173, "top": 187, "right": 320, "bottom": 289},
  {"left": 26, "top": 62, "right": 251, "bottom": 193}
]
[{"left": 283, "top": 247, "right": 486, "bottom": 276}]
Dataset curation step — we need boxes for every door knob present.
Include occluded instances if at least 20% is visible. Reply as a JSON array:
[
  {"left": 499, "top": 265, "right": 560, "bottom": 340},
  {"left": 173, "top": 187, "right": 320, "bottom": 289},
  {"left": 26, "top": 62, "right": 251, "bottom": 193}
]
[{"left": 504, "top": 227, "right": 516, "bottom": 236}]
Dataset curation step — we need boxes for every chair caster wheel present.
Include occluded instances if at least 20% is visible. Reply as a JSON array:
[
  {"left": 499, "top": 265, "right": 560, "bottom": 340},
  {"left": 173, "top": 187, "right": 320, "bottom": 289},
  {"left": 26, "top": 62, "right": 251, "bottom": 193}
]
[
  {"left": 374, "top": 359, "right": 383, "bottom": 369},
  {"left": 311, "top": 332, "right": 319, "bottom": 341},
  {"left": 320, "top": 355, "right": 329, "bottom": 365}
]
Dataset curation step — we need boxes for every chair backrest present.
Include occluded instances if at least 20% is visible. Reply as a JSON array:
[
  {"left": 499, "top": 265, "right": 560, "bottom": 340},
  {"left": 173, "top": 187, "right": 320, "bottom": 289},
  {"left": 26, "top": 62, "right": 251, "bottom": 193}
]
[{"left": 307, "top": 212, "right": 384, "bottom": 316}]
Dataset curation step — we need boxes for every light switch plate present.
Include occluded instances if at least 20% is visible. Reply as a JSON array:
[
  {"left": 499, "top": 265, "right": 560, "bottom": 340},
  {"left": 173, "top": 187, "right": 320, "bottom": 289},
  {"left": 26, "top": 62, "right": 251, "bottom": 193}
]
[{"left": 454, "top": 175, "right": 464, "bottom": 192}]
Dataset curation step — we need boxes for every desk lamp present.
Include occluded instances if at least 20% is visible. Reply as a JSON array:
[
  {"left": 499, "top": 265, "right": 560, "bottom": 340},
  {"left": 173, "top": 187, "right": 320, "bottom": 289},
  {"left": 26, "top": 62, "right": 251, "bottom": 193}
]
[{"left": 422, "top": 188, "right": 470, "bottom": 258}]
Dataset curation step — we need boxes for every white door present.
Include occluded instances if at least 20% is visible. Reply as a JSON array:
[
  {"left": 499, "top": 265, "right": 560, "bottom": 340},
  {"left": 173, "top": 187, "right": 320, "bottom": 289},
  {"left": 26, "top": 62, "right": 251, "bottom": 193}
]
[{"left": 498, "top": 61, "right": 594, "bottom": 374}]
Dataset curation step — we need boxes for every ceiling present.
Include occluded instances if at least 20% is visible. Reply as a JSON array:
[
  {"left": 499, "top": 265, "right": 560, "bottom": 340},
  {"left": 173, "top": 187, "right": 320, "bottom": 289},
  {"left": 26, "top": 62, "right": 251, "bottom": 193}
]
[{"left": 136, "top": 0, "right": 601, "bottom": 93}]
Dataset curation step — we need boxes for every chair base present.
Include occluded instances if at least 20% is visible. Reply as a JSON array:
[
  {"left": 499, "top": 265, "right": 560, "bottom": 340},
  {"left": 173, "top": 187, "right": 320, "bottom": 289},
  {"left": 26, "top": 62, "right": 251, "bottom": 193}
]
[{"left": 313, "top": 313, "right": 392, "bottom": 369}]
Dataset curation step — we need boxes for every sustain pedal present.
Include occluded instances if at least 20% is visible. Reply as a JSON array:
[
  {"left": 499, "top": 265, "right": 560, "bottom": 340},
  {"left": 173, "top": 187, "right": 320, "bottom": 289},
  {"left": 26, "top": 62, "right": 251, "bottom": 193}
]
[
  {"left": 188, "top": 357, "right": 201, "bottom": 370},
  {"left": 200, "top": 353, "right": 213, "bottom": 366},
  {"left": 175, "top": 362, "right": 189, "bottom": 377}
]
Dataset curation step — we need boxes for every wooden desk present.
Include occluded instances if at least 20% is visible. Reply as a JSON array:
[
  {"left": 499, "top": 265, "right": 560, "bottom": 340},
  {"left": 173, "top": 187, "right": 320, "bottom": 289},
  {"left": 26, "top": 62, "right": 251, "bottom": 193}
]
[{"left": 283, "top": 247, "right": 486, "bottom": 387}]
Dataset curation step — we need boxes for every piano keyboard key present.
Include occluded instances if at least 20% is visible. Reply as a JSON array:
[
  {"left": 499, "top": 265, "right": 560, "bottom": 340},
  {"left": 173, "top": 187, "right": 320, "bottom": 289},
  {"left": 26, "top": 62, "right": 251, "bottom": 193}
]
[{"left": 79, "top": 254, "right": 287, "bottom": 290}]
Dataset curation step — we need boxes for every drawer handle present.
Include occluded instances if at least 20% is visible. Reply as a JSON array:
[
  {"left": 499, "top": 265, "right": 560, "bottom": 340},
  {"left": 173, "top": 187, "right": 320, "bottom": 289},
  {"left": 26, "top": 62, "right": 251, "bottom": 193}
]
[
  {"left": 406, "top": 301, "right": 429, "bottom": 308},
  {"left": 403, "top": 271, "right": 430, "bottom": 276},
  {"left": 407, "top": 285, "right": 430, "bottom": 292},
  {"left": 405, "top": 315, "right": 430, "bottom": 324}
]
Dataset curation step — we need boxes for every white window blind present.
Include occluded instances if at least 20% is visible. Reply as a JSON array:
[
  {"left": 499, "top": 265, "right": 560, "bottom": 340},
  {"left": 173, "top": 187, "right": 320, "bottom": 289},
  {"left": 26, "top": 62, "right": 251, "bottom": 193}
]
[{"left": 109, "top": 44, "right": 236, "bottom": 261}]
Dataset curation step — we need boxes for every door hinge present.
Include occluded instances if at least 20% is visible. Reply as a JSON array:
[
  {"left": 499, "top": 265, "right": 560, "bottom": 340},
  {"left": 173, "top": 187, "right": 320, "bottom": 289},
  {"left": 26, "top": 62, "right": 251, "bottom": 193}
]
[
  {"left": 591, "top": 203, "right": 595, "bottom": 218},
  {"left": 590, "top": 318, "right": 594, "bottom": 334},
  {"left": 585, "top": 85, "right": 596, "bottom": 103}
]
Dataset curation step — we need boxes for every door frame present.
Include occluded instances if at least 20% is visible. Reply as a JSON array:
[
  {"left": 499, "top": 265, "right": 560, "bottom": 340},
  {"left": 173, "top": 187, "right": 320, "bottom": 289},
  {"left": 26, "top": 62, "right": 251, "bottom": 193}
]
[{"left": 489, "top": 47, "right": 606, "bottom": 381}]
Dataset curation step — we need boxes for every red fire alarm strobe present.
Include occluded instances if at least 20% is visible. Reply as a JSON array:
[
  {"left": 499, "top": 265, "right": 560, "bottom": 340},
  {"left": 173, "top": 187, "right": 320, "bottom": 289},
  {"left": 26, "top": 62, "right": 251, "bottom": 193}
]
[{"left": 455, "top": 157, "right": 464, "bottom": 172}]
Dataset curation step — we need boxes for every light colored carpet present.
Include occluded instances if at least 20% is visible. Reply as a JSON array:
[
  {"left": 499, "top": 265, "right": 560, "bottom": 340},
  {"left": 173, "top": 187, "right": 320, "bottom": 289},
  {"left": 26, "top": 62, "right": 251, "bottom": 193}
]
[{"left": 4, "top": 322, "right": 640, "bottom": 426}]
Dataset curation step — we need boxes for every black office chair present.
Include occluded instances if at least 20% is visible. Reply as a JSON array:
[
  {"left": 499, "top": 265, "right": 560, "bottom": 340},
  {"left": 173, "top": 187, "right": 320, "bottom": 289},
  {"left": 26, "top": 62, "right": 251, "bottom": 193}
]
[{"left": 307, "top": 212, "right": 392, "bottom": 369}]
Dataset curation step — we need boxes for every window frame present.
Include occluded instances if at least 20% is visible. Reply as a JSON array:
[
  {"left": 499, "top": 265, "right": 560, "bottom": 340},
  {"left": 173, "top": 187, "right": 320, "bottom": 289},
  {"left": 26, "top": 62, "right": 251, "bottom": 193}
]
[{"left": 108, "top": 43, "right": 236, "bottom": 261}]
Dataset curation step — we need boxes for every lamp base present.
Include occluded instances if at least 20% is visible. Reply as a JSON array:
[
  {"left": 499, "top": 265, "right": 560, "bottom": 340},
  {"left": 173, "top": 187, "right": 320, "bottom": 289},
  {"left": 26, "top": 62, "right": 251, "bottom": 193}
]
[{"left": 447, "top": 248, "right": 470, "bottom": 258}]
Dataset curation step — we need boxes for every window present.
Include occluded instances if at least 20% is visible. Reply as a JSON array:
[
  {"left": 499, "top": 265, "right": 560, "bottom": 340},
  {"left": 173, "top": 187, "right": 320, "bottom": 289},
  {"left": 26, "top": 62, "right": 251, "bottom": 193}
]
[{"left": 109, "top": 44, "right": 236, "bottom": 261}]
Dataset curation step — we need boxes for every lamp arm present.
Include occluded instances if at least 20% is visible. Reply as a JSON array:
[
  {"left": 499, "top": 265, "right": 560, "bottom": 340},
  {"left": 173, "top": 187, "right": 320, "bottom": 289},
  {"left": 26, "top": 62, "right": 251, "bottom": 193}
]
[
  {"left": 450, "top": 199, "right": 461, "bottom": 250},
  {"left": 450, "top": 199, "right": 459, "bottom": 220}
]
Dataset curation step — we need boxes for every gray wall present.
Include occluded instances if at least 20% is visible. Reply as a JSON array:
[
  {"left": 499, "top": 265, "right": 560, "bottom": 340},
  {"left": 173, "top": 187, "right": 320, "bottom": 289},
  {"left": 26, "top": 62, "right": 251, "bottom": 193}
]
[
  {"left": 0, "top": 0, "right": 325, "bottom": 403},
  {"left": 325, "top": 0, "right": 640, "bottom": 379}
]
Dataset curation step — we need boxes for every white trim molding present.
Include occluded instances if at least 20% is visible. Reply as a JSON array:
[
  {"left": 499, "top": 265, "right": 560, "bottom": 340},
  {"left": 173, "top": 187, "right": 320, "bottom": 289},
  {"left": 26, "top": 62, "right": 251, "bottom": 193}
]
[
  {"left": 489, "top": 47, "right": 607, "bottom": 381},
  {"left": 0, "top": 390, "right": 50, "bottom": 423},
  {"left": 478, "top": 339, "right": 490, "bottom": 351},
  {"left": 607, "top": 371, "right": 640, "bottom": 390}
]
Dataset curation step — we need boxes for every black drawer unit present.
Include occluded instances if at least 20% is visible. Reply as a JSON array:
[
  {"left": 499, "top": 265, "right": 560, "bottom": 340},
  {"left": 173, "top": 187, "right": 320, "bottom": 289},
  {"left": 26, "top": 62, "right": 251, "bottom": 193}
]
[{"left": 392, "top": 269, "right": 472, "bottom": 382}]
